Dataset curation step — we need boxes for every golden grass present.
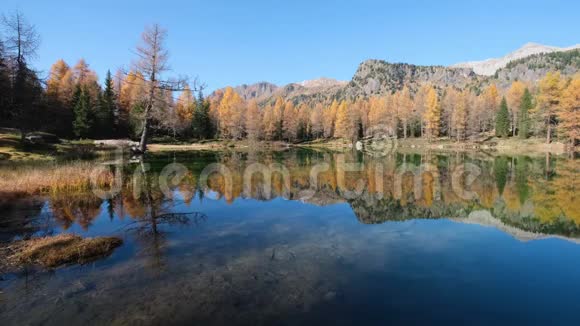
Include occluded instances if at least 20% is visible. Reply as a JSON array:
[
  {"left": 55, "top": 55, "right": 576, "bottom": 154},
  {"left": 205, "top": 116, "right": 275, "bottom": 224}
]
[
  {"left": 148, "top": 140, "right": 291, "bottom": 152},
  {"left": 6, "top": 234, "right": 123, "bottom": 268},
  {"left": 0, "top": 161, "right": 114, "bottom": 195}
]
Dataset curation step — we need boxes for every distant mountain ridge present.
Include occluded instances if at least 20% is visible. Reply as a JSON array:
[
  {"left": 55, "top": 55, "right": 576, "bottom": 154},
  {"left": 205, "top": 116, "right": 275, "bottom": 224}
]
[
  {"left": 451, "top": 42, "right": 580, "bottom": 76},
  {"left": 213, "top": 77, "right": 347, "bottom": 103},
  {"left": 344, "top": 60, "right": 477, "bottom": 97},
  {"left": 230, "top": 82, "right": 278, "bottom": 101},
  {"left": 214, "top": 43, "right": 579, "bottom": 104},
  {"left": 297, "top": 77, "right": 348, "bottom": 89}
]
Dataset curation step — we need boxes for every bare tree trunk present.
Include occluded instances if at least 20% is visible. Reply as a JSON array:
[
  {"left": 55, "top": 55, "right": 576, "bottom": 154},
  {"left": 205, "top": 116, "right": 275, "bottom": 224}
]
[
  {"left": 131, "top": 24, "right": 196, "bottom": 153},
  {"left": 546, "top": 116, "right": 551, "bottom": 144},
  {"left": 545, "top": 152, "right": 551, "bottom": 178},
  {"left": 512, "top": 112, "right": 517, "bottom": 137},
  {"left": 138, "top": 114, "right": 150, "bottom": 153}
]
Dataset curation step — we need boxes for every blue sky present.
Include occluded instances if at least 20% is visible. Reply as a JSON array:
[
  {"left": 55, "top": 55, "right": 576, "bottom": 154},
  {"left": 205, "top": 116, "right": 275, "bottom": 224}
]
[{"left": 2, "top": 0, "right": 579, "bottom": 91}]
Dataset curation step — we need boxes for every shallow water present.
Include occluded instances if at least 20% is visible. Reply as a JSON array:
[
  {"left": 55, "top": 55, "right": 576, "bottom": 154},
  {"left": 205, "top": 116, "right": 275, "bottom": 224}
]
[{"left": 1, "top": 149, "right": 579, "bottom": 325}]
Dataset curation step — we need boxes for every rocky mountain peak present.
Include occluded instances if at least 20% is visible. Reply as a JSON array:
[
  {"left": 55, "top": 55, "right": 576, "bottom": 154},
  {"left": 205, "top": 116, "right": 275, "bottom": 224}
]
[
  {"left": 297, "top": 77, "right": 348, "bottom": 89},
  {"left": 452, "top": 42, "right": 580, "bottom": 76}
]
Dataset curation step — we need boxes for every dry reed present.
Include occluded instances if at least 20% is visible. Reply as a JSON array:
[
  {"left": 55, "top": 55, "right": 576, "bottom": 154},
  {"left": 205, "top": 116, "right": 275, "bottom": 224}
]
[
  {"left": 6, "top": 234, "right": 123, "bottom": 268},
  {"left": 0, "top": 161, "right": 114, "bottom": 195}
]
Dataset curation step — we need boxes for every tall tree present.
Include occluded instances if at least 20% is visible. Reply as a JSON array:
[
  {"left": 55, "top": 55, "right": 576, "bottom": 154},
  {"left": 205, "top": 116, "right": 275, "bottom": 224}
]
[
  {"left": 323, "top": 100, "right": 338, "bottom": 138},
  {"left": 296, "top": 103, "right": 311, "bottom": 140},
  {"left": 96, "top": 70, "right": 117, "bottom": 138},
  {"left": 191, "top": 90, "right": 211, "bottom": 139},
  {"left": 423, "top": 87, "right": 440, "bottom": 141},
  {"left": 368, "top": 96, "right": 386, "bottom": 131},
  {"left": 309, "top": 103, "right": 324, "bottom": 139},
  {"left": 452, "top": 90, "right": 469, "bottom": 141},
  {"left": 46, "top": 59, "right": 70, "bottom": 101},
  {"left": 495, "top": 97, "right": 510, "bottom": 137},
  {"left": 507, "top": 80, "right": 526, "bottom": 136},
  {"left": 413, "top": 85, "right": 431, "bottom": 137},
  {"left": 245, "top": 99, "right": 261, "bottom": 142},
  {"left": 480, "top": 84, "right": 500, "bottom": 133},
  {"left": 72, "top": 86, "right": 93, "bottom": 138},
  {"left": 283, "top": 101, "right": 298, "bottom": 141},
  {"left": 537, "top": 72, "right": 565, "bottom": 144},
  {"left": 272, "top": 97, "right": 285, "bottom": 140},
  {"left": 335, "top": 100, "right": 356, "bottom": 140},
  {"left": 262, "top": 104, "right": 276, "bottom": 140},
  {"left": 519, "top": 88, "right": 533, "bottom": 139},
  {"left": 42, "top": 59, "right": 74, "bottom": 136},
  {"left": 397, "top": 87, "right": 413, "bottom": 138},
  {"left": 72, "top": 59, "right": 100, "bottom": 99},
  {"left": 133, "top": 24, "right": 188, "bottom": 153},
  {"left": 0, "top": 39, "right": 11, "bottom": 124},
  {"left": 2, "top": 11, "right": 41, "bottom": 140},
  {"left": 217, "top": 87, "right": 245, "bottom": 139},
  {"left": 176, "top": 85, "right": 194, "bottom": 124},
  {"left": 441, "top": 86, "right": 458, "bottom": 137},
  {"left": 559, "top": 75, "right": 580, "bottom": 146}
]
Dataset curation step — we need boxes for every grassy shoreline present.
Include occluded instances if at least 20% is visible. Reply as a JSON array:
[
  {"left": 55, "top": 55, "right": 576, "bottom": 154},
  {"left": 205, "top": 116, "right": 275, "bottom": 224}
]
[
  {"left": 148, "top": 137, "right": 572, "bottom": 156},
  {"left": 1, "top": 127, "right": 574, "bottom": 163},
  {"left": 0, "top": 129, "right": 120, "bottom": 162},
  {"left": 297, "top": 137, "right": 571, "bottom": 156}
]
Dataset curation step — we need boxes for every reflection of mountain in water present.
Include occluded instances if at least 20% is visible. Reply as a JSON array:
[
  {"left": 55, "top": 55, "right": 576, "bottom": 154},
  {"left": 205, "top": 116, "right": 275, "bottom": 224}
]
[
  {"left": 190, "top": 150, "right": 579, "bottom": 241},
  {"left": 1, "top": 150, "right": 578, "bottom": 243},
  {"left": 348, "top": 190, "right": 580, "bottom": 244},
  {"left": 455, "top": 210, "right": 580, "bottom": 245},
  {"left": 348, "top": 190, "right": 469, "bottom": 223}
]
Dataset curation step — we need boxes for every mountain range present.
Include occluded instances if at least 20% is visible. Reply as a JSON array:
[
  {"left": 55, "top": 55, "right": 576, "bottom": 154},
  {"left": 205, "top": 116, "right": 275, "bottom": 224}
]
[
  {"left": 215, "top": 43, "right": 580, "bottom": 104},
  {"left": 451, "top": 42, "right": 580, "bottom": 75}
]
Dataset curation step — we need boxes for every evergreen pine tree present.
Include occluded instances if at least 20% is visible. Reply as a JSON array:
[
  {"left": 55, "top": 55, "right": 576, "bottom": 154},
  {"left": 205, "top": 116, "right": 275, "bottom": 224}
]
[
  {"left": 0, "top": 41, "right": 11, "bottom": 124},
  {"left": 493, "top": 156, "right": 509, "bottom": 195},
  {"left": 73, "top": 86, "right": 93, "bottom": 138},
  {"left": 95, "top": 70, "right": 117, "bottom": 138},
  {"left": 12, "top": 61, "right": 43, "bottom": 140},
  {"left": 192, "top": 90, "right": 212, "bottom": 139},
  {"left": 495, "top": 96, "right": 510, "bottom": 137},
  {"left": 2, "top": 12, "right": 42, "bottom": 140},
  {"left": 191, "top": 93, "right": 202, "bottom": 139},
  {"left": 519, "top": 88, "right": 532, "bottom": 139}
]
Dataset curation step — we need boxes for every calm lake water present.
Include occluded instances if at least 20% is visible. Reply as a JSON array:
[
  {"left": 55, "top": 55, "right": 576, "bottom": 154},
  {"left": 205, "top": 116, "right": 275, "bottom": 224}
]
[{"left": 1, "top": 149, "right": 579, "bottom": 325}]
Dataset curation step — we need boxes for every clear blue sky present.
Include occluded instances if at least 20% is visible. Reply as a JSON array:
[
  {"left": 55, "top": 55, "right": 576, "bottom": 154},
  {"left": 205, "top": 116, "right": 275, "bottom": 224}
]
[{"left": 2, "top": 0, "right": 579, "bottom": 92}]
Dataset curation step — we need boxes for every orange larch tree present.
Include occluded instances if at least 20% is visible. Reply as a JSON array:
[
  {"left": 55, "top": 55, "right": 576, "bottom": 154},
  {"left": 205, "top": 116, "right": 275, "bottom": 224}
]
[
  {"left": 537, "top": 72, "right": 565, "bottom": 144},
  {"left": 507, "top": 80, "right": 526, "bottom": 137},
  {"left": 423, "top": 87, "right": 440, "bottom": 141},
  {"left": 559, "top": 74, "right": 580, "bottom": 146}
]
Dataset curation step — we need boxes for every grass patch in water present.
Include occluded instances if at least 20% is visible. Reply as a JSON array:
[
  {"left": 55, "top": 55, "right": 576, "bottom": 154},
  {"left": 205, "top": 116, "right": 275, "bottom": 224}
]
[{"left": 4, "top": 234, "right": 123, "bottom": 269}]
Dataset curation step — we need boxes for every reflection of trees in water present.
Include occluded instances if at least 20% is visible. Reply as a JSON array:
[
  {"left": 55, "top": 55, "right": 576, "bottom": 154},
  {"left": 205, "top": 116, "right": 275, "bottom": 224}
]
[
  {"left": 49, "top": 193, "right": 103, "bottom": 230},
  {"left": 9, "top": 150, "right": 577, "bottom": 241},
  {"left": 193, "top": 150, "right": 579, "bottom": 236},
  {"left": 494, "top": 156, "right": 509, "bottom": 195},
  {"left": 122, "top": 161, "right": 207, "bottom": 272},
  {"left": 348, "top": 190, "right": 470, "bottom": 224},
  {"left": 530, "top": 158, "right": 579, "bottom": 226},
  {"left": 0, "top": 195, "right": 45, "bottom": 242}
]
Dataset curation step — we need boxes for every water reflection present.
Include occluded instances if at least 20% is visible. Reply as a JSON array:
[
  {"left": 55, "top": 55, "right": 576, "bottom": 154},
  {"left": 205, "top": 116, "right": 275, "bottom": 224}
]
[
  {"left": 1, "top": 149, "right": 580, "bottom": 325},
  {"left": 191, "top": 151, "right": 578, "bottom": 236},
  {"left": 4, "top": 150, "right": 578, "bottom": 240}
]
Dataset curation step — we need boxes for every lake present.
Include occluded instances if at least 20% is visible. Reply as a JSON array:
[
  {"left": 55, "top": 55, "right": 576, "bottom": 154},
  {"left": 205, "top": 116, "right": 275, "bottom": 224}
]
[{"left": 1, "top": 149, "right": 579, "bottom": 325}]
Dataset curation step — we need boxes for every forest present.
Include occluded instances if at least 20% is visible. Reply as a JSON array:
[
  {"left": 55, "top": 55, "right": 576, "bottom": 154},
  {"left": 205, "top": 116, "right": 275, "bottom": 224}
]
[{"left": 0, "top": 11, "right": 578, "bottom": 151}]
